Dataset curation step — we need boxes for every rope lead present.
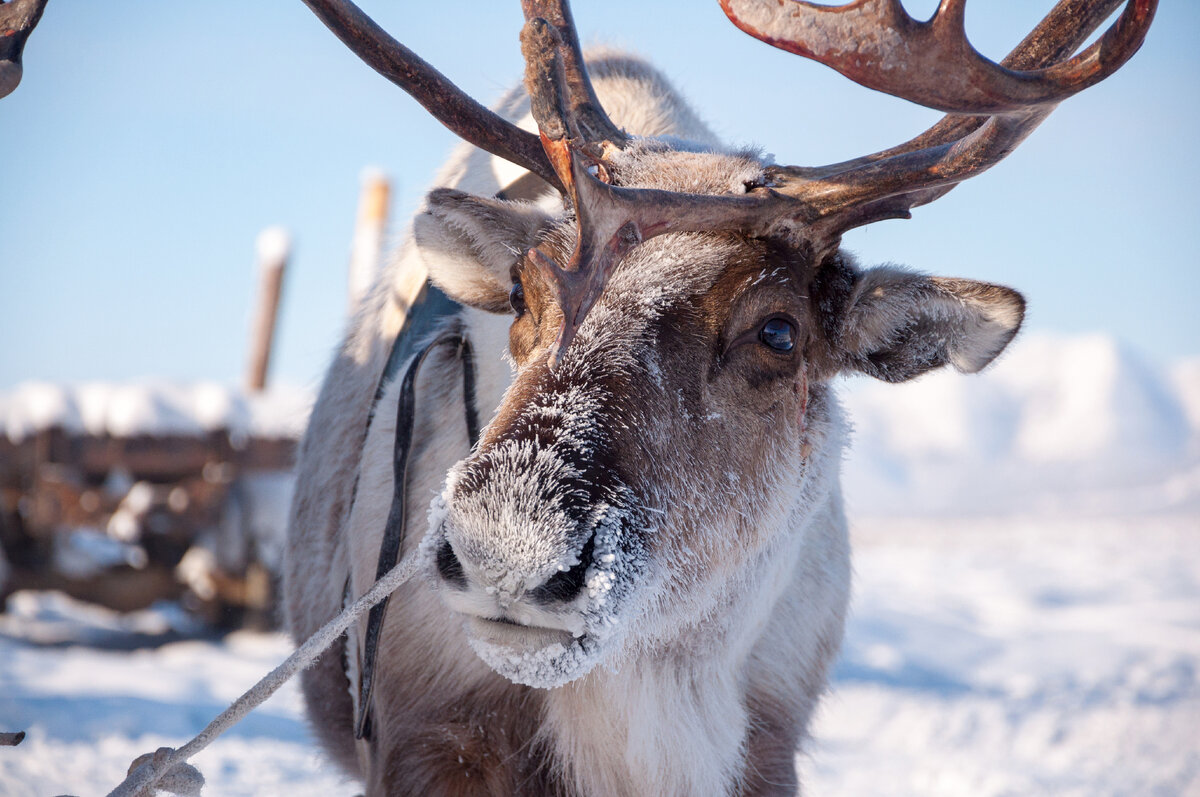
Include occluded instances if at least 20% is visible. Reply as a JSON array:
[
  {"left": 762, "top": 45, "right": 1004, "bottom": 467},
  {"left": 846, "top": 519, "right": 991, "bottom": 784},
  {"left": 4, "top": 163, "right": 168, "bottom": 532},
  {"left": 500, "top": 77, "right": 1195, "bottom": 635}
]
[{"left": 105, "top": 550, "right": 425, "bottom": 797}]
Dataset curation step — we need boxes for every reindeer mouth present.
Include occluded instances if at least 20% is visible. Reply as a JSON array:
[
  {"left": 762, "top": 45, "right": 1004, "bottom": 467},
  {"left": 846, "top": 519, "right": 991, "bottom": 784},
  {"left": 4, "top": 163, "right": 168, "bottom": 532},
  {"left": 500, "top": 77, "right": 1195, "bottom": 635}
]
[
  {"left": 462, "top": 616, "right": 602, "bottom": 689},
  {"left": 465, "top": 615, "right": 576, "bottom": 649}
]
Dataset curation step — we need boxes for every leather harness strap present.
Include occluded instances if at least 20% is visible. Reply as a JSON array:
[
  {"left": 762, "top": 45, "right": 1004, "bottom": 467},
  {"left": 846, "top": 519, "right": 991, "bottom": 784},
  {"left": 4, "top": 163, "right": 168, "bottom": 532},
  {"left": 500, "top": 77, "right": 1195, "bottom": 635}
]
[{"left": 352, "top": 311, "right": 481, "bottom": 741}]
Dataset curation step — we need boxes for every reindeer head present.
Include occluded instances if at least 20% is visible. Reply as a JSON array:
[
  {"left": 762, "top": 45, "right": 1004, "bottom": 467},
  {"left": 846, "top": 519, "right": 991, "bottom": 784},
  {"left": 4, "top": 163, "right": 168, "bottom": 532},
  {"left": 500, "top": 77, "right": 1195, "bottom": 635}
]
[{"left": 305, "top": 0, "right": 1154, "bottom": 687}]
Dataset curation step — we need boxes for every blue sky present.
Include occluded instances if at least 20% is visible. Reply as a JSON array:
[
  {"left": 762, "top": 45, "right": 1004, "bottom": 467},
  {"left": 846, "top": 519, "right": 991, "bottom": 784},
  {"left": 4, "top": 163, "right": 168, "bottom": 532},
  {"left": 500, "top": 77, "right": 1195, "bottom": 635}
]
[{"left": 2, "top": 1, "right": 1196, "bottom": 391}]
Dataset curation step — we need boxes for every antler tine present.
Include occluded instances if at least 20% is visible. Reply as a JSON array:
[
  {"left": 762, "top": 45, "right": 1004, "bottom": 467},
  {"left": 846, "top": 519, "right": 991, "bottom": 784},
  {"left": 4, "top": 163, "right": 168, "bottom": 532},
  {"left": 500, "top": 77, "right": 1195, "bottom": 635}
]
[
  {"left": 721, "top": 0, "right": 1155, "bottom": 115},
  {"left": 799, "top": 0, "right": 1139, "bottom": 227},
  {"left": 517, "top": 0, "right": 642, "bottom": 363},
  {"left": 0, "top": 0, "right": 50, "bottom": 99},
  {"left": 779, "top": 0, "right": 1148, "bottom": 181},
  {"left": 746, "top": 0, "right": 1156, "bottom": 236},
  {"left": 301, "top": 0, "right": 562, "bottom": 193},
  {"left": 520, "top": 0, "right": 627, "bottom": 148}
]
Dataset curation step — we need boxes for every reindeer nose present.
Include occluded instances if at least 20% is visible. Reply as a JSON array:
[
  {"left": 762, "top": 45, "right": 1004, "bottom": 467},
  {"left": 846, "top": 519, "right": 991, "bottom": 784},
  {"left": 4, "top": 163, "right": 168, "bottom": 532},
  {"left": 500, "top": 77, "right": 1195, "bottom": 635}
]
[
  {"left": 529, "top": 534, "right": 595, "bottom": 604},
  {"left": 435, "top": 539, "right": 468, "bottom": 588},
  {"left": 435, "top": 534, "right": 595, "bottom": 605}
]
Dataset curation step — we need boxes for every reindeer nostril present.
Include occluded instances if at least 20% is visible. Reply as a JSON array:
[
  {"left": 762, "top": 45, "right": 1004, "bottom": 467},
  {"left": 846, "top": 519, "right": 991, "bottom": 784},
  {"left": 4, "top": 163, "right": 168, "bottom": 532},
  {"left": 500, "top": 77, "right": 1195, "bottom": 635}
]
[
  {"left": 436, "top": 539, "right": 467, "bottom": 589},
  {"left": 531, "top": 534, "right": 596, "bottom": 605}
]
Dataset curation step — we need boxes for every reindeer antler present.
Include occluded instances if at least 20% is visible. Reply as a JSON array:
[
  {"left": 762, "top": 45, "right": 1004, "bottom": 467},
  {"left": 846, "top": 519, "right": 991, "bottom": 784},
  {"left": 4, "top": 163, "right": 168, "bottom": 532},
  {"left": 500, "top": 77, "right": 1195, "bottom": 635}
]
[
  {"left": 521, "top": 0, "right": 626, "bottom": 148},
  {"left": 302, "top": 0, "right": 1156, "bottom": 363},
  {"left": 519, "top": 2, "right": 797, "bottom": 360},
  {"left": 768, "top": 0, "right": 1145, "bottom": 217}
]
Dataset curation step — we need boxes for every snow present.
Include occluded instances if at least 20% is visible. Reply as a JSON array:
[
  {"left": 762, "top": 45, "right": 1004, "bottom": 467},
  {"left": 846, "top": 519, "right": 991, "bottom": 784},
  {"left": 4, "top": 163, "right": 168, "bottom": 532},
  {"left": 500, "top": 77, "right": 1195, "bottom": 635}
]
[
  {"left": 53, "top": 529, "right": 147, "bottom": 578},
  {"left": 842, "top": 333, "right": 1200, "bottom": 516},
  {"left": 802, "top": 516, "right": 1200, "bottom": 796},
  {"left": 0, "top": 595, "right": 350, "bottom": 797},
  {"left": 0, "top": 382, "right": 84, "bottom": 439},
  {"left": 255, "top": 226, "right": 292, "bottom": 268},
  {"left": 2, "top": 333, "right": 1198, "bottom": 794},
  {"left": 1170, "top": 356, "right": 1200, "bottom": 438},
  {"left": 227, "top": 471, "right": 296, "bottom": 574},
  {"left": 3, "top": 514, "right": 1196, "bottom": 795}
]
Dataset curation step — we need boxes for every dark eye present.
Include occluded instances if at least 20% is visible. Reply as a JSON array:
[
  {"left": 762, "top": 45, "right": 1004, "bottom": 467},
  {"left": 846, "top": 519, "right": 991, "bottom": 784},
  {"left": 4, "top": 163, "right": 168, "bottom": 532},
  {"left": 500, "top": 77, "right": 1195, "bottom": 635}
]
[
  {"left": 759, "top": 317, "right": 796, "bottom": 352},
  {"left": 509, "top": 281, "right": 526, "bottom": 316}
]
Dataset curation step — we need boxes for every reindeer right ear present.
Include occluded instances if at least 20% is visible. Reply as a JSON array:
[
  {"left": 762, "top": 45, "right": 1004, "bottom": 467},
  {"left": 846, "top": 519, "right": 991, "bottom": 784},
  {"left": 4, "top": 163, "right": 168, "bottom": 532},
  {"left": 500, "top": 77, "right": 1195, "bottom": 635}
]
[
  {"left": 834, "top": 265, "right": 1025, "bottom": 383},
  {"left": 413, "top": 188, "right": 553, "bottom": 314}
]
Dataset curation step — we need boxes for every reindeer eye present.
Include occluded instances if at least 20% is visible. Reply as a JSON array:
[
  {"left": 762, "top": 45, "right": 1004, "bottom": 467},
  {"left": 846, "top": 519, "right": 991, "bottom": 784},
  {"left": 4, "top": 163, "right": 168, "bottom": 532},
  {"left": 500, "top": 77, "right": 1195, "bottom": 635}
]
[
  {"left": 509, "top": 281, "right": 526, "bottom": 316},
  {"left": 759, "top": 317, "right": 796, "bottom": 352}
]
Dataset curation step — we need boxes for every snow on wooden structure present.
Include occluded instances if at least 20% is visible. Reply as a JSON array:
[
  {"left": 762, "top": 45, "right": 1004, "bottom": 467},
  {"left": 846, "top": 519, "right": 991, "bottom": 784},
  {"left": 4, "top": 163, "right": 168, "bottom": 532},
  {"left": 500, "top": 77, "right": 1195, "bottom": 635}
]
[
  {"left": 0, "top": 186, "right": 392, "bottom": 628},
  {"left": 0, "top": 382, "right": 312, "bottom": 628}
]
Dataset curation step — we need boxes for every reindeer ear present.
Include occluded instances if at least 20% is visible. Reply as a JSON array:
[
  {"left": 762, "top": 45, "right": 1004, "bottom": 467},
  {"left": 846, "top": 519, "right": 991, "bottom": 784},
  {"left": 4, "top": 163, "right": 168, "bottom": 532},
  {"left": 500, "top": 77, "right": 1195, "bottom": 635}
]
[
  {"left": 838, "top": 266, "right": 1025, "bottom": 383},
  {"left": 413, "top": 188, "right": 553, "bottom": 314}
]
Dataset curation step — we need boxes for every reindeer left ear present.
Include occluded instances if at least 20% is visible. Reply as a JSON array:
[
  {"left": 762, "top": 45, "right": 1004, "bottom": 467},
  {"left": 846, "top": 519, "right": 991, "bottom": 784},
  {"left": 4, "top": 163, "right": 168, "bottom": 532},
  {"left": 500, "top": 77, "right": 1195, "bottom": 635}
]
[
  {"left": 413, "top": 188, "right": 553, "bottom": 313},
  {"left": 838, "top": 266, "right": 1025, "bottom": 383}
]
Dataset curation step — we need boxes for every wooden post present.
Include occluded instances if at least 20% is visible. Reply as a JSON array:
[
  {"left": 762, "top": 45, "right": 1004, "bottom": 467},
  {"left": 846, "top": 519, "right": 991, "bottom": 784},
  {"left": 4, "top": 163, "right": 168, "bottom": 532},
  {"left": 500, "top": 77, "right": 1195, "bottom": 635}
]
[
  {"left": 348, "top": 168, "right": 391, "bottom": 314},
  {"left": 245, "top": 227, "right": 291, "bottom": 393}
]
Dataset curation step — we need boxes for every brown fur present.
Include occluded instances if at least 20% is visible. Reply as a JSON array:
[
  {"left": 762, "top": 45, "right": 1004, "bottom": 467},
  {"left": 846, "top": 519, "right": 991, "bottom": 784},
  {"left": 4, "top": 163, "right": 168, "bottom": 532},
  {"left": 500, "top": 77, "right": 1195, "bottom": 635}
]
[{"left": 371, "top": 687, "right": 565, "bottom": 797}]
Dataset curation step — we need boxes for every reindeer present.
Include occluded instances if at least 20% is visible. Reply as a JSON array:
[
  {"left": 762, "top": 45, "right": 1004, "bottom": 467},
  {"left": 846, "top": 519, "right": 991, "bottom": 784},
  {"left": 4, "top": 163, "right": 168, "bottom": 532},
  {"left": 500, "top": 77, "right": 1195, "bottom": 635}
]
[{"left": 284, "top": 1, "right": 1155, "bottom": 794}]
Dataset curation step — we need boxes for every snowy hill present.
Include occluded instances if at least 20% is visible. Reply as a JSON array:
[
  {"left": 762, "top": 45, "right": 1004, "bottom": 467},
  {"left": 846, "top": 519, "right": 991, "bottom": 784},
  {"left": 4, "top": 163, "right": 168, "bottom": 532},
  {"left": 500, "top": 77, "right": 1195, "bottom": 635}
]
[{"left": 841, "top": 333, "right": 1198, "bottom": 517}]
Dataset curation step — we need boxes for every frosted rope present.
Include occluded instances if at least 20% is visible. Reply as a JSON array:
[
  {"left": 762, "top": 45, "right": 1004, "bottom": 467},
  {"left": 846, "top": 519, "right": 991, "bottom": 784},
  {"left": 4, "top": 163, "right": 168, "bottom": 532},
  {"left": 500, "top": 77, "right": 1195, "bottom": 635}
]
[{"left": 106, "top": 551, "right": 425, "bottom": 797}]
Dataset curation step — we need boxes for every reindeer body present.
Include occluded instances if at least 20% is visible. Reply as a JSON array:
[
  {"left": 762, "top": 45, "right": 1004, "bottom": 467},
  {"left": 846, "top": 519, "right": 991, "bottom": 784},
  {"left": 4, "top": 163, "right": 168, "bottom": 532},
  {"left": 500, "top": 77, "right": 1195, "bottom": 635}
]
[
  {"left": 285, "top": 0, "right": 1154, "bottom": 784},
  {"left": 286, "top": 57, "right": 856, "bottom": 795}
]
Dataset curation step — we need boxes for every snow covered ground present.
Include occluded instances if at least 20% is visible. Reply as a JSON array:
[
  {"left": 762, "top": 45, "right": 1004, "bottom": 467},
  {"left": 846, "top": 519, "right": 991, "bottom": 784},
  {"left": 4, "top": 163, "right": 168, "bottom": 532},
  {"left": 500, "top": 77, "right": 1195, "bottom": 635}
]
[
  {"left": 2, "top": 334, "right": 1199, "bottom": 795},
  {"left": 2, "top": 514, "right": 1196, "bottom": 795},
  {"left": 804, "top": 515, "right": 1200, "bottom": 796},
  {"left": 0, "top": 608, "right": 347, "bottom": 796}
]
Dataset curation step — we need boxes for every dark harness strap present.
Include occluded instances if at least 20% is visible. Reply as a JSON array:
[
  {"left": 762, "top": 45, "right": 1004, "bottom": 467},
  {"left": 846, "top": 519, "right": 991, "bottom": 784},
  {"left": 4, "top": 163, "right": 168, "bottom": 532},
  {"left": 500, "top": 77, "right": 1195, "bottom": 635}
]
[{"left": 353, "top": 326, "right": 480, "bottom": 741}]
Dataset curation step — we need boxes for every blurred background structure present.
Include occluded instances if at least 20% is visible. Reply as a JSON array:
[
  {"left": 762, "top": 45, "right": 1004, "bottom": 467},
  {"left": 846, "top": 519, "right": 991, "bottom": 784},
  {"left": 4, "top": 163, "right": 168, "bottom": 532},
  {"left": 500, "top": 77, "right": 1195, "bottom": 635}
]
[
  {"left": 1, "top": 168, "right": 393, "bottom": 628},
  {"left": 1, "top": 1, "right": 1197, "bottom": 795}
]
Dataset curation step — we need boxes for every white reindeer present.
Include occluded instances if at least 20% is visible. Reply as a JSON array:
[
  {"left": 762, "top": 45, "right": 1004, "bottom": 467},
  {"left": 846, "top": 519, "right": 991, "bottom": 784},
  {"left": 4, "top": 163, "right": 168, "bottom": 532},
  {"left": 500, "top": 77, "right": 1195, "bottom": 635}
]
[{"left": 285, "top": 1, "right": 1155, "bottom": 794}]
